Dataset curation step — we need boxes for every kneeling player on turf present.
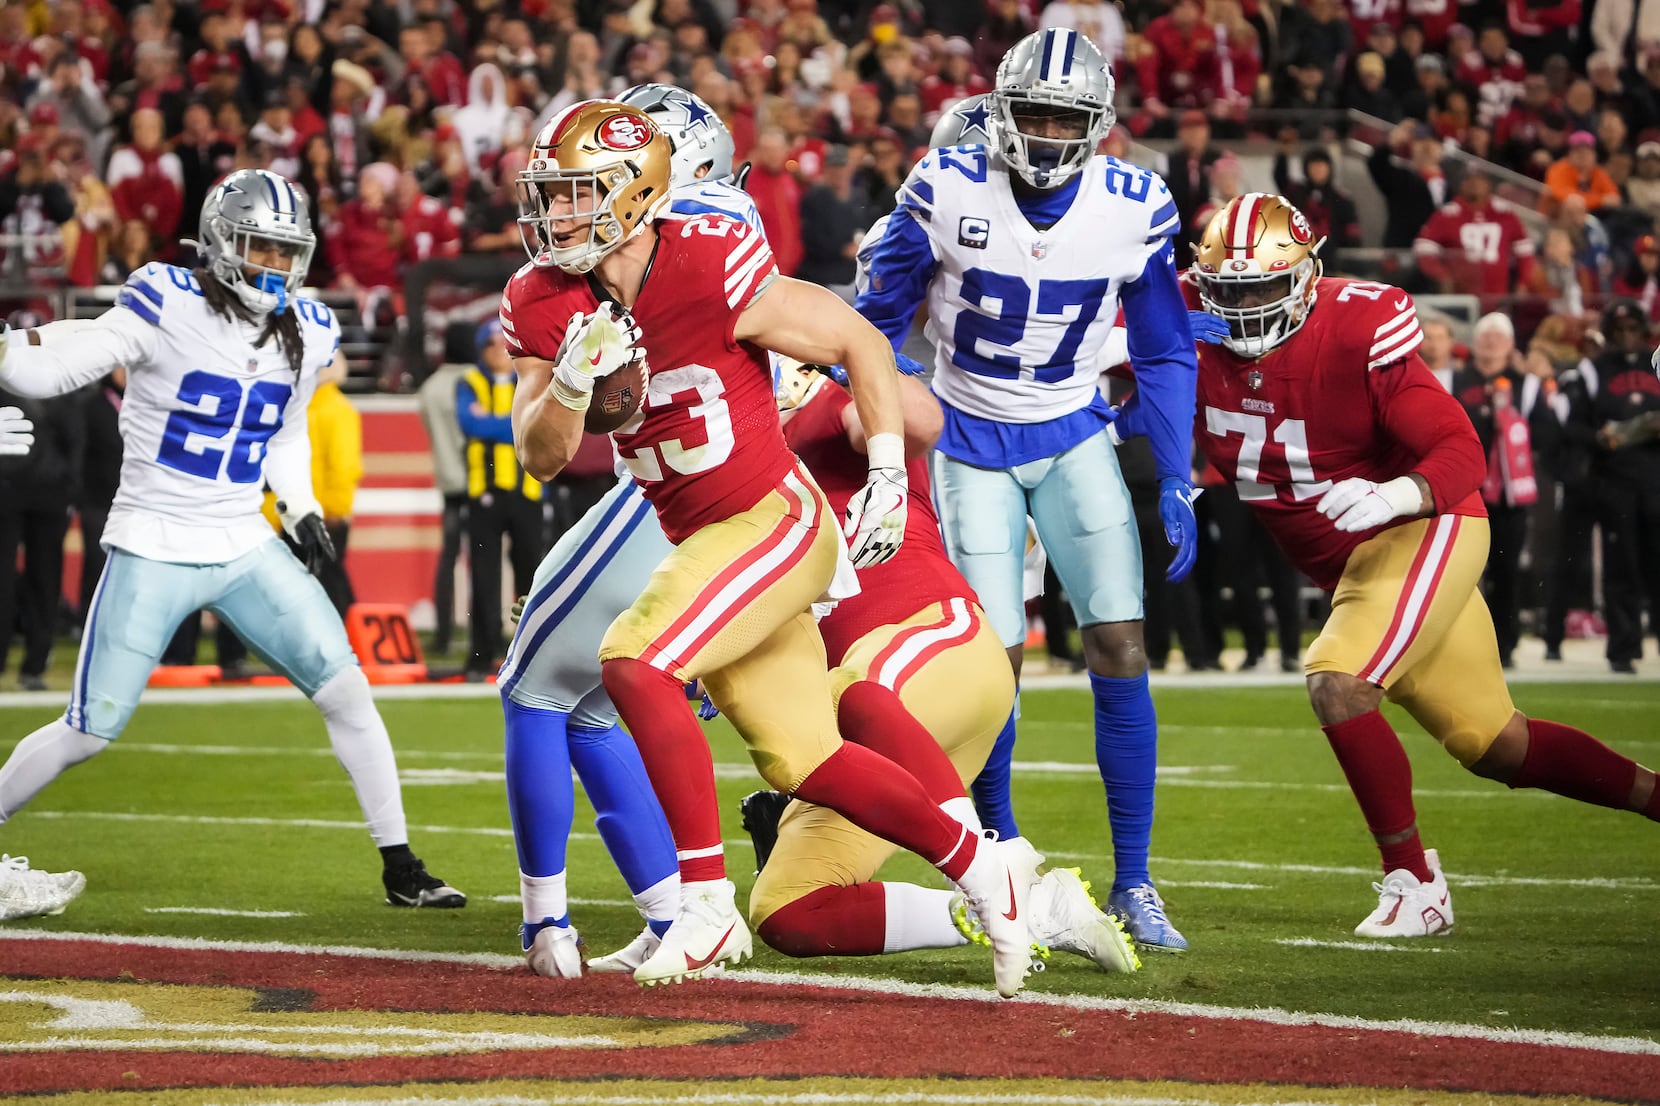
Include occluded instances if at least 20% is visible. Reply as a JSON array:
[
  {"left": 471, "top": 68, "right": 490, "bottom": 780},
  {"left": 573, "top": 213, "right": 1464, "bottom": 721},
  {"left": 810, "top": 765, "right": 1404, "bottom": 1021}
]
[
  {"left": 737, "top": 362, "right": 1139, "bottom": 975},
  {"left": 1170, "top": 192, "right": 1660, "bottom": 937}
]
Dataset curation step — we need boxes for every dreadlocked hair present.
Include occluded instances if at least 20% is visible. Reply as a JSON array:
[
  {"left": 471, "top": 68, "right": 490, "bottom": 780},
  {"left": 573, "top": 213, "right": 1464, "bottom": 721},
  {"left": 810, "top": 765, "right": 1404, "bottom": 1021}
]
[{"left": 194, "top": 268, "right": 305, "bottom": 377}]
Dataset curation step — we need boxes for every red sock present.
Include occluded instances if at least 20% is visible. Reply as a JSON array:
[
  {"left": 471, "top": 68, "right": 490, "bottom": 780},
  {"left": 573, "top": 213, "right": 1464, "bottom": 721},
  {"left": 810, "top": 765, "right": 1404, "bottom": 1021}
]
[
  {"left": 793, "top": 743, "right": 978, "bottom": 880},
  {"left": 600, "top": 658, "right": 725, "bottom": 882},
  {"left": 757, "top": 884, "right": 887, "bottom": 957},
  {"left": 1647, "top": 778, "right": 1660, "bottom": 821},
  {"left": 1322, "top": 710, "right": 1430, "bottom": 882},
  {"left": 1511, "top": 718, "right": 1641, "bottom": 813},
  {"left": 835, "top": 680, "right": 966, "bottom": 805}
]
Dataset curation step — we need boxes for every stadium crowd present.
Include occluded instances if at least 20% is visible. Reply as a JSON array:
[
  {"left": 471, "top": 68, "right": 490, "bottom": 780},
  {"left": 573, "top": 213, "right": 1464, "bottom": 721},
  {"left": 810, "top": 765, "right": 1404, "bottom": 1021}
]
[{"left": 0, "top": 0, "right": 1654, "bottom": 677}]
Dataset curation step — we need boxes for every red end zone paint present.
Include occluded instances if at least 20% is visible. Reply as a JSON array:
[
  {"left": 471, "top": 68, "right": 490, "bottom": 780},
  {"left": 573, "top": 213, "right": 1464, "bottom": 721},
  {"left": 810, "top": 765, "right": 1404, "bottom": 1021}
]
[{"left": 1, "top": 938, "right": 1655, "bottom": 1101}]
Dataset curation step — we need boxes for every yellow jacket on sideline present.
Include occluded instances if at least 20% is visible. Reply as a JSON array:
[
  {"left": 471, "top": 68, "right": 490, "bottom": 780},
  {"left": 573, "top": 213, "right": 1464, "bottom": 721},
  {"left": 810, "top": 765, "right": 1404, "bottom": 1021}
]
[{"left": 262, "top": 381, "right": 365, "bottom": 530}]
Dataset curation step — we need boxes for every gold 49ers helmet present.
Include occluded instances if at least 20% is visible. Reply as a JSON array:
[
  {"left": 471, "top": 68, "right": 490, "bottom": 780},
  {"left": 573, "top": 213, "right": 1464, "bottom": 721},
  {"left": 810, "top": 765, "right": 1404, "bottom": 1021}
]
[
  {"left": 1193, "top": 192, "right": 1325, "bottom": 357},
  {"left": 517, "top": 100, "right": 673, "bottom": 273},
  {"left": 774, "top": 357, "right": 830, "bottom": 413}
]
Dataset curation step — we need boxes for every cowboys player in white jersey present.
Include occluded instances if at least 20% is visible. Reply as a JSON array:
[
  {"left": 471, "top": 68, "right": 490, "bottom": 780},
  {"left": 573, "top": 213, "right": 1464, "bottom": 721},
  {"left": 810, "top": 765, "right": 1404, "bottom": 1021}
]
[
  {"left": 857, "top": 30, "right": 1199, "bottom": 952},
  {"left": 0, "top": 169, "right": 464, "bottom": 910},
  {"left": 495, "top": 86, "right": 773, "bottom": 978}
]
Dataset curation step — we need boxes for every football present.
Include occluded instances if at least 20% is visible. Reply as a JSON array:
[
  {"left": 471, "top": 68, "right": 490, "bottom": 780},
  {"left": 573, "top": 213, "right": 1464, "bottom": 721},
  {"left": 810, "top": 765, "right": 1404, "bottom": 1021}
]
[{"left": 585, "top": 362, "right": 645, "bottom": 434}]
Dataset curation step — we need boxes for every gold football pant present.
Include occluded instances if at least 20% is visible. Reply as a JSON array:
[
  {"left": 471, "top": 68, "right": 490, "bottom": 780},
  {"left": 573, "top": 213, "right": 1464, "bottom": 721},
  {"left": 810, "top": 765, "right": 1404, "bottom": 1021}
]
[
  {"left": 599, "top": 465, "right": 846, "bottom": 791},
  {"left": 1306, "top": 514, "right": 1516, "bottom": 765},
  {"left": 749, "top": 598, "right": 1014, "bottom": 926}
]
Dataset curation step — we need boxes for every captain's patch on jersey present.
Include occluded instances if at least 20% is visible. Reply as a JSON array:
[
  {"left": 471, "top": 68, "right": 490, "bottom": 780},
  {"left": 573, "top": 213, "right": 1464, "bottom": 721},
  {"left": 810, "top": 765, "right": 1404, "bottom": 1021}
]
[{"left": 957, "top": 216, "right": 989, "bottom": 249}]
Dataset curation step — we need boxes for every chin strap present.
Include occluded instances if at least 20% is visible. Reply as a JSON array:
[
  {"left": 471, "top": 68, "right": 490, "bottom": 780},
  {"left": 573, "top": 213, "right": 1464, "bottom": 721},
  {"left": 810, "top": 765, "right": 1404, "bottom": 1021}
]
[{"left": 253, "top": 271, "right": 290, "bottom": 316}]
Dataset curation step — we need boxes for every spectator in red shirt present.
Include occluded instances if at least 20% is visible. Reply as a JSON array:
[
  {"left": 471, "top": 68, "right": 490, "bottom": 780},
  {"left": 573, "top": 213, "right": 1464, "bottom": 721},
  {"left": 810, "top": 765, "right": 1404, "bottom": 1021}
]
[
  {"left": 1405, "top": 0, "right": 1460, "bottom": 50},
  {"left": 1505, "top": 0, "right": 1582, "bottom": 70},
  {"left": 0, "top": 4, "right": 43, "bottom": 89},
  {"left": 746, "top": 127, "right": 804, "bottom": 276},
  {"left": 105, "top": 108, "right": 184, "bottom": 257},
  {"left": 1344, "top": 0, "right": 1402, "bottom": 46},
  {"left": 249, "top": 91, "right": 302, "bottom": 180},
  {"left": 109, "top": 40, "right": 189, "bottom": 137},
  {"left": 398, "top": 22, "right": 467, "bottom": 107},
  {"left": 396, "top": 171, "right": 462, "bottom": 264},
  {"left": 1209, "top": 1, "right": 1262, "bottom": 132},
  {"left": 1613, "top": 235, "right": 1660, "bottom": 322},
  {"left": 1495, "top": 73, "right": 1557, "bottom": 172},
  {"left": 51, "top": 0, "right": 110, "bottom": 83},
  {"left": 1455, "top": 22, "right": 1528, "bottom": 129},
  {"left": 920, "top": 37, "right": 989, "bottom": 123},
  {"left": 187, "top": 10, "right": 246, "bottom": 89},
  {"left": 327, "top": 163, "right": 406, "bottom": 296},
  {"left": 974, "top": 0, "right": 1034, "bottom": 82},
  {"left": 1414, "top": 170, "right": 1536, "bottom": 301},
  {"left": 1136, "top": 0, "right": 1218, "bottom": 135}
]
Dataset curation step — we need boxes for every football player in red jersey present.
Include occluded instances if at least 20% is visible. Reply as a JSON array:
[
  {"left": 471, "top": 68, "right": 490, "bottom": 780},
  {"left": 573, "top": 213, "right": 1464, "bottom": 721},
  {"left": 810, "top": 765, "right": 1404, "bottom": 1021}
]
[
  {"left": 1412, "top": 171, "right": 1534, "bottom": 303},
  {"left": 742, "top": 362, "right": 1140, "bottom": 974},
  {"left": 1179, "top": 192, "right": 1660, "bottom": 938},
  {"left": 501, "top": 101, "right": 1037, "bottom": 994}
]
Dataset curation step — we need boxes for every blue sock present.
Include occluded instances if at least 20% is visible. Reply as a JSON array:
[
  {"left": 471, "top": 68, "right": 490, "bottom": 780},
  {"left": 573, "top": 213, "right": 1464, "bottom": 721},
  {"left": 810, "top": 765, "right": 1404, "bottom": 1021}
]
[
  {"left": 502, "top": 698, "right": 574, "bottom": 877},
  {"left": 970, "top": 704, "right": 1021, "bottom": 839},
  {"left": 568, "top": 722, "right": 678, "bottom": 898},
  {"left": 1089, "top": 671, "right": 1157, "bottom": 892}
]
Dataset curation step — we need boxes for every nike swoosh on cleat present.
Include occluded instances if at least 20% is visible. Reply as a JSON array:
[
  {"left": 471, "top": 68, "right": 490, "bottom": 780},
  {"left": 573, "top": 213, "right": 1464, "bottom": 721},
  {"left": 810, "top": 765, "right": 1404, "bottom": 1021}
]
[
  {"left": 684, "top": 924, "right": 737, "bottom": 971},
  {"left": 1002, "top": 871, "right": 1019, "bottom": 921}
]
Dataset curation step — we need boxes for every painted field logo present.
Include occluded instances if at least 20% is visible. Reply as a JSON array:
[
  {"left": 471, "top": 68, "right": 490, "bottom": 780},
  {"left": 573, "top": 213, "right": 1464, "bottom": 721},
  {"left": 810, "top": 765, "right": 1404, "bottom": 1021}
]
[{"left": 0, "top": 978, "right": 742, "bottom": 1057}]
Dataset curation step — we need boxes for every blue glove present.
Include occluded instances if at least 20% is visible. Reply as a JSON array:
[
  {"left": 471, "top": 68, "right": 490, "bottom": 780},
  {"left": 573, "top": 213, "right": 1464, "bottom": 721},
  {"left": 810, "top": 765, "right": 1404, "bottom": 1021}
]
[
  {"left": 895, "top": 352, "right": 929, "bottom": 376},
  {"left": 1188, "top": 310, "right": 1230, "bottom": 345},
  {"left": 1158, "top": 476, "right": 1199, "bottom": 583},
  {"left": 686, "top": 679, "right": 720, "bottom": 721},
  {"left": 821, "top": 363, "right": 849, "bottom": 385}
]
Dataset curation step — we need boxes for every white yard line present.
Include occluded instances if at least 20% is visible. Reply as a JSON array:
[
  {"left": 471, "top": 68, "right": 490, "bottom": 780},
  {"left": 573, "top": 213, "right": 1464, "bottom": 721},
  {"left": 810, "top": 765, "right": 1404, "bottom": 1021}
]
[
  {"left": 144, "top": 908, "right": 304, "bottom": 918},
  {"left": 487, "top": 895, "right": 634, "bottom": 908},
  {"left": 3, "top": 928, "right": 1655, "bottom": 1057},
  {"left": 1157, "top": 881, "right": 1267, "bottom": 891},
  {"left": 1273, "top": 938, "right": 1454, "bottom": 954}
]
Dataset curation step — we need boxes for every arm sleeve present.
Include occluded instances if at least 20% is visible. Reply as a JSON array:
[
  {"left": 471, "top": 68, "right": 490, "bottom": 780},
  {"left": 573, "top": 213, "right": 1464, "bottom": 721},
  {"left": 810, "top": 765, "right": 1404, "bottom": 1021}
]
[
  {"left": 265, "top": 370, "right": 323, "bottom": 523},
  {"left": 0, "top": 309, "right": 157, "bottom": 398},
  {"left": 454, "top": 376, "right": 516, "bottom": 444},
  {"left": 1118, "top": 237, "right": 1198, "bottom": 484},
  {"left": 1372, "top": 358, "right": 1487, "bottom": 512},
  {"left": 853, "top": 185, "right": 940, "bottom": 349}
]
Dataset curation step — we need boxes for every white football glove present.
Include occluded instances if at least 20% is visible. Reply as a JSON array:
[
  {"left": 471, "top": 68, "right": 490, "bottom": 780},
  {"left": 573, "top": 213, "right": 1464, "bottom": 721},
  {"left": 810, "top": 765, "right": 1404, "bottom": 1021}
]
[
  {"left": 842, "top": 432, "right": 908, "bottom": 568},
  {"left": 549, "top": 302, "right": 644, "bottom": 411},
  {"left": 1317, "top": 476, "right": 1424, "bottom": 534},
  {"left": 0, "top": 405, "right": 33, "bottom": 458}
]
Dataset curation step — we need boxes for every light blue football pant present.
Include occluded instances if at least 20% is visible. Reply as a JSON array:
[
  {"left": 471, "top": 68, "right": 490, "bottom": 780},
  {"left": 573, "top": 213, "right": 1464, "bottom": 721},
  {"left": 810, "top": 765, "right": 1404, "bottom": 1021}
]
[
  {"left": 931, "top": 428, "right": 1144, "bottom": 648},
  {"left": 498, "top": 476, "right": 671, "bottom": 722},
  {"left": 68, "top": 541, "right": 358, "bottom": 739},
  {"left": 496, "top": 475, "right": 678, "bottom": 900}
]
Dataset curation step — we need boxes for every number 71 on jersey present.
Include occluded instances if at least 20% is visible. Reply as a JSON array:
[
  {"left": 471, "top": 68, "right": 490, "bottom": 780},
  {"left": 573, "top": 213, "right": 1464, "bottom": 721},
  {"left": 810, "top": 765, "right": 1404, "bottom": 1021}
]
[{"left": 1204, "top": 409, "right": 1332, "bottom": 502}]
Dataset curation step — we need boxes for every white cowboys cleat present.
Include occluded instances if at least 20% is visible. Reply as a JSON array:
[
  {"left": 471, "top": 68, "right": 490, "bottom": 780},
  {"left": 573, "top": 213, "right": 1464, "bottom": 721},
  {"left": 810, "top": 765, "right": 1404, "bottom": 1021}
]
[
  {"left": 1355, "top": 848, "right": 1454, "bottom": 938},
  {"left": 633, "top": 879, "right": 752, "bottom": 987},
  {"left": 0, "top": 855, "right": 86, "bottom": 920},
  {"left": 522, "top": 918, "right": 586, "bottom": 978},
  {"left": 589, "top": 924, "right": 662, "bottom": 974},
  {"left": 953, "top": 835, "right": 1042, "bottom": 998},
  {"left": 1030, "top": 867, "right": 1141, "bottom": 973}
]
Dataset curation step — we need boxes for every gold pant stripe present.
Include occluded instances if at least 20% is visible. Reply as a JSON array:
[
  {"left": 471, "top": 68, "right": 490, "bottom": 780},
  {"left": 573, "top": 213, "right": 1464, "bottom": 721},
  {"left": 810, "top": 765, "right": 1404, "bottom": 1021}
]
[{"left": 642, "top": 469, "right": 823, "bottom": 674}]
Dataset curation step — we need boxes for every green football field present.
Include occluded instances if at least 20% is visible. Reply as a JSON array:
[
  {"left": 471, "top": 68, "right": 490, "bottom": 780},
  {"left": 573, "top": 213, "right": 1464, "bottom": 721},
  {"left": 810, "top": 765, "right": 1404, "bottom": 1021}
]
[{"left": 2, "top": 681, "right": 1657, "bottom": 1040}]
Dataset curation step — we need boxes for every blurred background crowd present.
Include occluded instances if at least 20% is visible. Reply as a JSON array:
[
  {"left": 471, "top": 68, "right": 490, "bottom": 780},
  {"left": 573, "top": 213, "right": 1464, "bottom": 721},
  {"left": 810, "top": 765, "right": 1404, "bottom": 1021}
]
[{"left": 0, "top": 0, "right": 1655, "bottom": 681}]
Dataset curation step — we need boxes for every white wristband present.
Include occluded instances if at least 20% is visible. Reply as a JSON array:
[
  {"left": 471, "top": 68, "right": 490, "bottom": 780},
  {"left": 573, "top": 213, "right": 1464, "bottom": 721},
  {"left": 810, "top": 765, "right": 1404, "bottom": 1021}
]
[
  {"left": 866, "top": 432, "right": 904, "bottom": 471},
  {"left": 1378, "top": 475, "right": 1424, "bottom": 517},
  {"left": 550, "top": 377, "right": 592, "bottom": 412}
]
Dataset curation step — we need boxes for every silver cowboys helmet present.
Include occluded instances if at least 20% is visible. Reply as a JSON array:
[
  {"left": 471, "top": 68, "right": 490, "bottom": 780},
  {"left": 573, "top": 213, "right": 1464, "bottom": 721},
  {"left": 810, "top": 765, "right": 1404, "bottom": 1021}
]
[
  {"left": 992, "top": 29, "right": 1114, "bottom": 189},
  {"left": 618, "top": 82, "right": 734, "bottom": 188},
  {"left": 198, "top": 168, "right": 316, "bottom": 316},
  {"left": 930, "top": 92, "right": 996, "bottom": 149}
]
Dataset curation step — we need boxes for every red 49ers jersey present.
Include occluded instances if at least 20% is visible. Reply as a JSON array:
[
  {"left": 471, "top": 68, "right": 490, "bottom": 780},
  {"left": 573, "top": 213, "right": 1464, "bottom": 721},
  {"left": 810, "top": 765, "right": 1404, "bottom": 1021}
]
[
  {"left": 501, "top": 214, "right": 793, "bottom": 542},
  {"left": 1186, "top": 276, "right": 1487, "bottom": 590},
  {"left": 781, "top": 382, "right": 977, "bottom": 665}
]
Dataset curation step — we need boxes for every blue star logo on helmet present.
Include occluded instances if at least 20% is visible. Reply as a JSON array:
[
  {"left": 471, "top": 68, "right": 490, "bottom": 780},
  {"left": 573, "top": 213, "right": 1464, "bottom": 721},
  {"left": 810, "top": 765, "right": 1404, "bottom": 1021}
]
[
  {"left": 954, "top": 99, "right": 992, "bottom": 144},
  {"left": 679, "top": 91, "right": 714, "bottom": 130}
]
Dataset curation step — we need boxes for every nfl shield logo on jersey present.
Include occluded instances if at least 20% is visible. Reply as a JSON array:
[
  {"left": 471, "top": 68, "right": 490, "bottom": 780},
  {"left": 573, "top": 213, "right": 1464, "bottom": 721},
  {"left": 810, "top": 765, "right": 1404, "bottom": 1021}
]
[{"left": 1031, "top": 240, "right": 1049, "bottom": 259}]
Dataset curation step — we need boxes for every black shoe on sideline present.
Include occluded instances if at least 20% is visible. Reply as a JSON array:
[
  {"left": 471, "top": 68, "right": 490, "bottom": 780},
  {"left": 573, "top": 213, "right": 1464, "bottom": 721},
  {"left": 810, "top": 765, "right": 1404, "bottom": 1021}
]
[{"left": 383, "top": 857, "right": 467, "bottom": 908}]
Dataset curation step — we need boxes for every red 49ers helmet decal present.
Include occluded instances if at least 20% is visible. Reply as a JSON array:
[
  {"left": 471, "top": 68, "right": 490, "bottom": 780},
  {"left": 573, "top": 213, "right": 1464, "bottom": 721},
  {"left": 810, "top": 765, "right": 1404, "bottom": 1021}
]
[
  {"left": 598, "top": 113, "right": 654, "bottom": 151},
  {"left": 1288, "top": 208, "right": 1314, "bottom": 245}
]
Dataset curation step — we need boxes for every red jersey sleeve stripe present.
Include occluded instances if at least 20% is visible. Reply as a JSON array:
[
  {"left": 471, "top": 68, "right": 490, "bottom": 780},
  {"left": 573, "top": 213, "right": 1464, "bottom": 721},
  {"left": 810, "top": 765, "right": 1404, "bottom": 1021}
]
[{"left": 1369, "top": 324, "right": 1423, "bottom": 369}]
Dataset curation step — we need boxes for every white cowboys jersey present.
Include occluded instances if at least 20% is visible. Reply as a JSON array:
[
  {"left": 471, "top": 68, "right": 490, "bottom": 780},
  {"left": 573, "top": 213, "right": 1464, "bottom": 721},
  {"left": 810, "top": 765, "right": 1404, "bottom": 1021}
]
[
  {"left": 667, "top": 178, "right": 765, "bottom": 234},
  {"left": 95, "top": 262, "right": 339, "bottom": 563},
  {"left": 893, "top": 148, "right": 1178, "bottom": 423}
]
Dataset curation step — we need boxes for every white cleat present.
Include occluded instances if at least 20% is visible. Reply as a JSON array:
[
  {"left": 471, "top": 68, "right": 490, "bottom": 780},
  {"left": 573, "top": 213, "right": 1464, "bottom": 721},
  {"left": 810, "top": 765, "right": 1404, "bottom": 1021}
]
[
  {"left": 522, "top": 919, "right": 586, "bottom": 978},
  {"left": 589, "top": 924, "right": 662, "bottom": 974},
  {"left": 633, "top": 879, "right": 752, "bottom": 987},
  {"left": 953, "top": 835, "right": 1041, "bottom": 998},
  {"left": 1030, "top": 867, "right": 1141, "bottom": 974},
  {"left": 1354, "top": 848, "right": 1454, "bottom": 938},
  {"left": 0, "top": 855, "right": 86, "bottom": 921}
]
